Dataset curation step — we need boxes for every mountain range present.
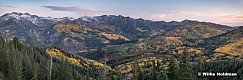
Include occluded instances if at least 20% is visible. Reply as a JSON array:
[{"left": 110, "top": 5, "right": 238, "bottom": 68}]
[
  {"left": 0, "top": 12, "right": 236, "bottom": 52},
  {"left": 1, "top": 12, "right": 243, "bottom": 80},
  {"left": 0, "top": 12, "right": 242, "bottom": 65}
]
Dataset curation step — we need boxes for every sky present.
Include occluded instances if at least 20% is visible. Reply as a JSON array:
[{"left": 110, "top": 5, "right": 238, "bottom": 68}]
[{"left": 0, "top": 0, "right": 243, "bottom": 26}]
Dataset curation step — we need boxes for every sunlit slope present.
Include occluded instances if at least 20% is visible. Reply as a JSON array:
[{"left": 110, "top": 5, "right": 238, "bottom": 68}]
[
  {"left": 165, "top": 21, "right": 233, "bottom": 39},
  {"left": 215, "top": 38, "right": 243, "bottom": 56},
  {"left": 46, "top": 47, "right": 106, "bottom": 68}
]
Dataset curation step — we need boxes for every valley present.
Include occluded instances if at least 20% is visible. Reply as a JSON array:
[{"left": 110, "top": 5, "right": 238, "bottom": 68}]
[{"left": 0, "top": 12, "right": 243, "bottom": 80}]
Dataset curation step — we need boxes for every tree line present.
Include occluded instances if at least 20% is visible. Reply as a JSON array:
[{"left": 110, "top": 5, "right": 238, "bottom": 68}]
[{"left": 1, "top": 35, "right": 243, "bottom": 80}]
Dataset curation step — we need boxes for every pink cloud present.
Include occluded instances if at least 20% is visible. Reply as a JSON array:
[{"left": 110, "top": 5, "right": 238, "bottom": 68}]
[
  {"left": 42, "top": 6, "right": 106, "bottom": 16},
  {"left": 150, "top": 11, "right": 243, "bottom": 26},
  {"left": 0, "top": 5, "right": 106, "bottom": 18}
]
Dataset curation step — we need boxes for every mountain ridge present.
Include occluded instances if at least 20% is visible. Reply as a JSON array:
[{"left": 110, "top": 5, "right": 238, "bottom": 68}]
[
  {"left": 0, "top": 12, "right": 236, "bottom": 54},
  {"left": 1, "top": 12, "right": 243, "bottom": 80}
]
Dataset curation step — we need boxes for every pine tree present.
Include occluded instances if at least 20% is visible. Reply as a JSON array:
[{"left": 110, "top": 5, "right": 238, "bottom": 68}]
[
  {"left": 0, "top": 40, "right": 8, "bottom": 79},
  {"left": 167, "top": 55, "right": 179, "bottom": 80},
  {"left": 132, "top": 48, "right": 140, "bottom": 80},
  {"left": 102, "top": 52, "right": 109, "bottom": 80},
  {"left": 151, "top": 60, "right": 157, "bottom": 80},
  {"left": 0, "top": 34, "right": 4, "bottom": 44},
  {"left": 56, "top": 56, "right": 74, "bottom": 80},
  {"left": 178, "top": 49, "right": 196, "bottom": 80},
  {"left": 5, "top": 39, "right": 23, "bottom": 80}
]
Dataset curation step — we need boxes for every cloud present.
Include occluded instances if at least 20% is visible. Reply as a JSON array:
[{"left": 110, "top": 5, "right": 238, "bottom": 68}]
[
  {"left": 1, "top": 5, "right": 107, "bottom": 18},
  {"left": 150, "top": 11, "right": 243, "bottom": 26},
  {"left": 42, "top": 6, "right": 106, "bottom": 16},
  {"left": 5, "top": 5, "right": 17, "bottom": 8},
  {"left": 1, "top": 5, "right": 242, "bottom": 26}
]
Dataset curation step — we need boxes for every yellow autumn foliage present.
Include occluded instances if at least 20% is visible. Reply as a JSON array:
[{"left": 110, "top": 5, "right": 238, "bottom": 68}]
[
  {"left": 169, "top": 23, "right": 228, "bottom": 39},
  {"left": 67, "top": 57, "right": 80, "bottom": 65},
  {"left": 100, "top": 32, "right": 130, "bottom": 41},
  {"left": 215, "top": 38, "right": 243, "bottom": 56},
  {"left": 164, "top": 37, "right": 182, "bottom": 45},
  {"left": 115, "top": 57, "right": 162, "bottom": 74},
  {"left": 46, "top": 48, "right": 107, "bottom": 69},
  {"left": 54, "top": 23, "right": 81, "bottom": 33},
  {"left": 175, "top": 47, "right": 203, "bottom": 55},
  {"left": 100, "top": 38, "right": 110, "bottom": 43},
  {"left": 46, "top": 48, "right": 82, "bottom": 67},
  {"left": 184, "top": 24, "right": 226, "bottom": 38}
]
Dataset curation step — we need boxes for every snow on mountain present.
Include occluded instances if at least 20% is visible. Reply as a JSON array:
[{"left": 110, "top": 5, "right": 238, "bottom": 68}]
[
  {"left": 2, "top": 12, "right": 21, "bottom": 20},
  {"left": 80, "top": 16, "right": 98, "bottom": 22},
  {"left": 1, "top": 12, "right": 40, "bottom": 24},
  {"left": 1, "top": 12, "right": 77, "bottom": 25},
  {"left": 42, "top": 17, "right": 61, "bottom": 22},
  {"left": 0, "top": 12, "right": 103, "bottom": 25}
]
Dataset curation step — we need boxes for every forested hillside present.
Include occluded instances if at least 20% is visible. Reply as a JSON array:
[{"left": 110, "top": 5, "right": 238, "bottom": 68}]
[
  {"left": 1, "top": 12, "right": 243, "bottom": 80},
  {"left": 0, "top": 36, "right": 123, "bottom": 80},
  {"left": 0, "top": 12, "right": 234, "bottom": 53},
  {"left": 1, "top": 36, "right": 243, "bottom": 80},
  {"left": 165, "top": 20, "right": 232, "bottom": 39}
]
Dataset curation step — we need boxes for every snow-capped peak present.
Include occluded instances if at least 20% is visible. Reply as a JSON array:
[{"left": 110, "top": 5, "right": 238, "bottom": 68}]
[
  {"left": 42, "top": 17, "right": 61, "bottom": 22},
  {"left": 61, "top": 17, "right": 75, "bottom": 21},
  {"left": 3, "top": 12, "right": 34, "bottom": 20},
  {"left": 42, "top": 17, "right": 75, "bottom": 22},
  {"left": 2, "top": 12, "right": 55, "bottom": 25},
  {"left": 1, "top": 12, "right": 79, "bottom": 25},
  {"left": 80, "top": 16, "right": 98, "bottom": 22},
  {"left": 2, "top": 12, "right": 39, "bottom": 23},
  {"left": 4, "top": 12, "right": 21, "bottom": 20}
]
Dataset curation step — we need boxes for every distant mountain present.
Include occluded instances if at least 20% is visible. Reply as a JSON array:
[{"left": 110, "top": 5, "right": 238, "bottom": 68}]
[
  {"left": 99, "top": 30, "right": 243, "bottom": 66},
  {"left": 165, "top": 20, "right": 233, "bottom": 39},
  {"left": 197, "top": 26, "right": 243, "bottom": 57},
  {"left": 83, "top": 20, "right": 235, "bottom": 64},
  {"left": 0, "top": 12, "right": 235, "bottom": 54},
  {"left": 0, "top": 12, "right": 63, "bottom": 46},
  {"left": 1, "top": 12, "right": 243, "bottom": 80}
]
